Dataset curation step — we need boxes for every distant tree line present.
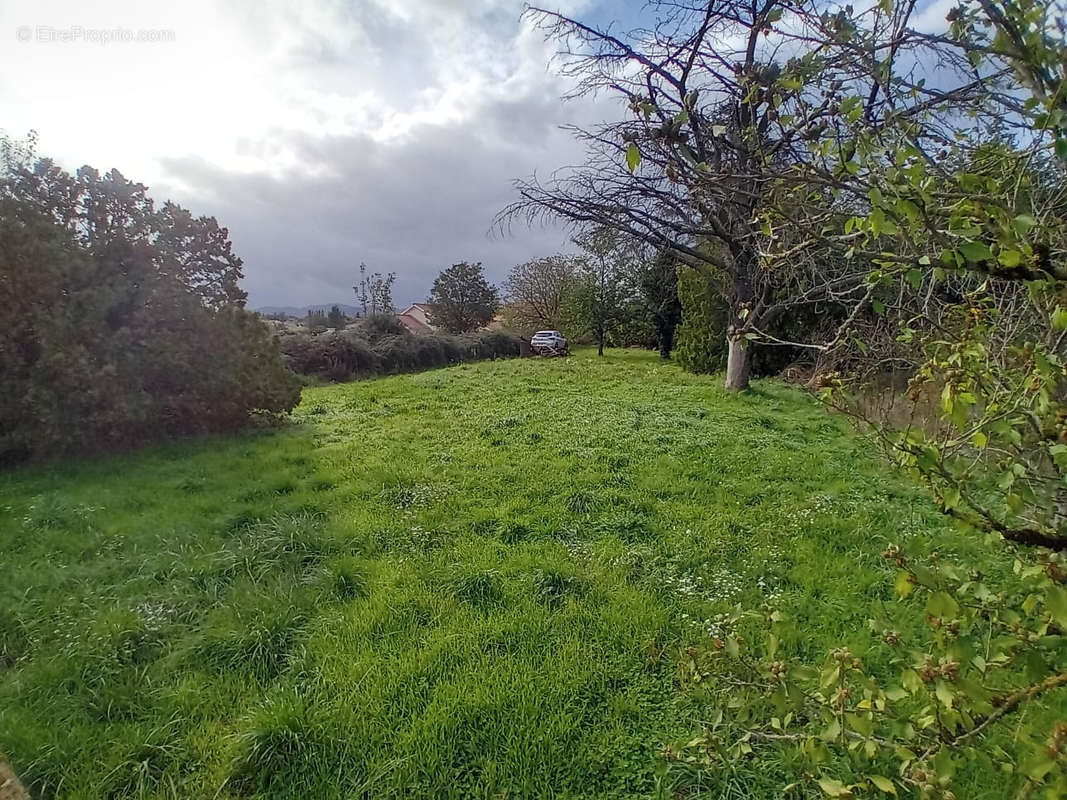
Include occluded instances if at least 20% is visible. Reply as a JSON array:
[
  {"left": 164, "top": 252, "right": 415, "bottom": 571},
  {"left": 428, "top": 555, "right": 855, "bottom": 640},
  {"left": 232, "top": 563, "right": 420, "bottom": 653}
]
[{"left": 500, "top": 228, "right": 692, "bottom": 361}]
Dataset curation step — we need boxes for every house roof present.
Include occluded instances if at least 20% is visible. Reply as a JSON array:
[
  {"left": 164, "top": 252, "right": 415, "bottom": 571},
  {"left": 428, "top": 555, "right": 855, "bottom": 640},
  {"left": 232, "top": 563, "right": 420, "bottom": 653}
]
[{"left": 396, "top": 313, "right": 433, "bottom": 335}]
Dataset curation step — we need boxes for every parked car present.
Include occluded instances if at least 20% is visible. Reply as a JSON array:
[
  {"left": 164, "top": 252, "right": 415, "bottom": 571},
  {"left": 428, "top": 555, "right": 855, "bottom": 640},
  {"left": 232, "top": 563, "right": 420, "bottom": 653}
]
[{"left": 530, "top": 330, "right": 568, "bottom": 355}]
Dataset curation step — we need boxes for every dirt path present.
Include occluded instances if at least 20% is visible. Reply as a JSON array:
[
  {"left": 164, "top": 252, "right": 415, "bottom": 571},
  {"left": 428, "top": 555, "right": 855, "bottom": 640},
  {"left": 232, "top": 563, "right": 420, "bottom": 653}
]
[{"left": 0, "top": 760, "right": 28, "bottom": 800}]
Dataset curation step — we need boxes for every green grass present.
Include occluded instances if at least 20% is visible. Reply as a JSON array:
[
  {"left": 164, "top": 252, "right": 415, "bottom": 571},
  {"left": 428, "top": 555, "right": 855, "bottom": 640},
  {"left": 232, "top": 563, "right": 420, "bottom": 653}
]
[{"left": 0, "top": 349, "right": 1044, "bottom": 798}]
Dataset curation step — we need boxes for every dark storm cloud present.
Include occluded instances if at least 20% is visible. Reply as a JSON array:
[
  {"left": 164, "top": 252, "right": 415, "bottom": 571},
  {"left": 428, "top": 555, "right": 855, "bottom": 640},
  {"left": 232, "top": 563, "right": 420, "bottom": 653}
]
[
  {"left": 156, "top": 86, "right": 595, "bottom": 309},
  {"left": 133, "top": 0, "right": 626, "bottom": 309}
]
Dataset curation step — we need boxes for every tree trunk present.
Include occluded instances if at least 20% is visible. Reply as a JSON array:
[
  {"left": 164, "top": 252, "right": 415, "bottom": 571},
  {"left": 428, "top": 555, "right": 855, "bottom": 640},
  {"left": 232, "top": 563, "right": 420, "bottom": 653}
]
[
  {"left": 725, "top": 333, "right": 751, "bottom": 391},
  {"left": 724, "top": 249, "right": 757, "bottom": 391},
  {"left": 597, "top": 335, "right": 604, "bottom": 357}
]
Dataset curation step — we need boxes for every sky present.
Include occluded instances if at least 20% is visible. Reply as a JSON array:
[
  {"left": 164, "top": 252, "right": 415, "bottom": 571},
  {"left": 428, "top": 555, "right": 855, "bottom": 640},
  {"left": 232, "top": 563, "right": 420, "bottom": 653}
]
[{"left": 1, "top": 0, "right": 632, "bottom": 309}]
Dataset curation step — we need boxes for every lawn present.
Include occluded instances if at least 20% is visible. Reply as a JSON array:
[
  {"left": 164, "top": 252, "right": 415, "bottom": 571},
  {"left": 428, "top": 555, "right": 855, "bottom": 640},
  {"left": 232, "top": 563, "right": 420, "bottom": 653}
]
[{"left": 0, "top": 349, "right": 1043, "bottom": 798}]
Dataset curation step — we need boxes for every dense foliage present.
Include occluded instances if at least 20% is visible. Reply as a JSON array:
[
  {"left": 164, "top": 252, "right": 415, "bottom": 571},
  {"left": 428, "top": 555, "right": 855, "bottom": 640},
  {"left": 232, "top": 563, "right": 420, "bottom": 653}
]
[
  {"left": 278, "top": 316, "right": 521, "bottom": 382},
  {"left": 427, "top": 262, "right": 500, "bottom": 333},
  {"left": 675, "top": 266, "right": 728, "bottom": 374},
  {"left": 639, "top": 250, "right": 683, "bottom": 359},
  {"left": 0, "top": 138, "right": 299, "bottom": 463}
]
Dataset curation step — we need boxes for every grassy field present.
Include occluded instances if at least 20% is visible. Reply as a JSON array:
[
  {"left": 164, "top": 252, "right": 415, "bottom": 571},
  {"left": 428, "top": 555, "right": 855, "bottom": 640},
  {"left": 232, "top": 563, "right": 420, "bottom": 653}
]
[{"left": 0, "top": 349, "right": 1044, "bottom": 798}]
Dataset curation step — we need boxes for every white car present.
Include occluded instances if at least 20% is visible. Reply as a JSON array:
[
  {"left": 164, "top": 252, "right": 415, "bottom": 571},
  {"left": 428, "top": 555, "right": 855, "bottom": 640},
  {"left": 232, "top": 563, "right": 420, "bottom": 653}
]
[{"left": 530, "top": 330, "right": 568, "bottom": 355}]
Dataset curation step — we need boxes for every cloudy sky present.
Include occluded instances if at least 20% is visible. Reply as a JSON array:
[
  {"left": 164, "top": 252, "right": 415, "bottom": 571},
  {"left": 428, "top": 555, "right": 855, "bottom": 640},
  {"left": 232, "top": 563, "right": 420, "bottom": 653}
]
[{"left": 2, "top": 0, "right": 634, "bottom": 309}]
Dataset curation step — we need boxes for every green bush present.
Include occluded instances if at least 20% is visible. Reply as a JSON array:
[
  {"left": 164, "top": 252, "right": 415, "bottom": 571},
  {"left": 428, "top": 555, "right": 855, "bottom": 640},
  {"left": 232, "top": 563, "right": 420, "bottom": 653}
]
[
  {"left": 674, "top": 266, "right": 728, "bottom": 374},
  {"left": 280, "top": 328, "right": 522, "bottom": 382},
  {"left": 279, "top": 331, "right": 380, "bottom": 380},
  {"left": 347, "top": 313, "right": 406, "bottom": 342},
  {"left": 0, "top": 150, "right": 300, "bottom": 463}
]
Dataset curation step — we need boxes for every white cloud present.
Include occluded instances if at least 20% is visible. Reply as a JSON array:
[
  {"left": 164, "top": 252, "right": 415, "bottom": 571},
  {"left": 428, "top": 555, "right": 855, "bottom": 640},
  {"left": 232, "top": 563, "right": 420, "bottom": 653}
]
[{"left": 2, "top": 0, "right": 611, "bottom": 306}]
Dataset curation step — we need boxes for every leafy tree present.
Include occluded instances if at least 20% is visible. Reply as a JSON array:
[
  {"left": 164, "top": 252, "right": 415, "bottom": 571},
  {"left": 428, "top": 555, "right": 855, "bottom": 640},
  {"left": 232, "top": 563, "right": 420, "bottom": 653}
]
[
  {"left": 652, "top": 1, "right": 1067, "bottom": 796},
  {"left": 154, "top": 200, "right": 246, "bottom": 308},
  {"left": 326, "top": 305, "right": 347, "bottom": 330},
  {"left": 572, "top": 228, "right": 641, "bottom": 356},
  {"left": 640, "top": 249, "right": 683, "bottom": 359},
  {"left": 427, "top": 262, "right": 499, "bottom": 334},
  {"left": 0, "top": 135, "right": 299, "bottom": 462},
  {"left": 503, "top": 254, "right": 582, "bottom": 335}
]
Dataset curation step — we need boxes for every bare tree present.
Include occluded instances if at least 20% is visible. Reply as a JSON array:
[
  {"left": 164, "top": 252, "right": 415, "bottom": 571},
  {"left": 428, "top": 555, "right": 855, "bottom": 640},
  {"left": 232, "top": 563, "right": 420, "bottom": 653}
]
[
  {"left": 500, "top": 0, "right": 1018, "bottom": 389},
  {"left": 503, "top": 254, "right": 581, "bottom": 333},
  {"left": 354, "top": 263, "right": 396, "bottom": 315}
]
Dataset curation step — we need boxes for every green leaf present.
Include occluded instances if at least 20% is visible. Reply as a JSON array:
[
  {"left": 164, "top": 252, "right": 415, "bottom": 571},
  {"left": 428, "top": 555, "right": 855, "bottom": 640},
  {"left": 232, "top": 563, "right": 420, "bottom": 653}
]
[
  {"left": 725, "top": 635, "right": 740, "bottom": 658},
  {"left": 1013, "top": 214, "right": 1036, "bottom": 235},
  {"left": 901, "top": 669, "right": 922, "bottom": 693},
  {"left": 935, "top": 679, "right": 954, "bottom": 709},
  {"left": 926, "top": 591, "right": 959, "bottom": 619},
  {"left": 872, "top": 299, "right": 886, "bottom": 316},
  {"left": 894, "top": 570, "right": 914, "bottom": 598},
  {"left": 625, "top": 143, "right": 641, "bottom": 173},
  {"left": 869, "top": 775, "right": 897, "bottom": 794},
  {"left": 997, "top": 249, "right": 1022, "bottom": 268},
  {"left": 820, "top": 717, "right": 842, "bottom": 742},
  {"left": 958, "top": 241, "right": 992, "bottom": 262},
  {"left": 1052, "top": 307, "right": 1067, "bottom": 331},
  {"left": 817, "top": 777, "right": 850, "bottom": 797},
  {"left": 1047, "top": 585, "right": 1067, "bottom": 628},
  {"left": 1023, "top": 755, "right": 1056, "bottom": 781}
]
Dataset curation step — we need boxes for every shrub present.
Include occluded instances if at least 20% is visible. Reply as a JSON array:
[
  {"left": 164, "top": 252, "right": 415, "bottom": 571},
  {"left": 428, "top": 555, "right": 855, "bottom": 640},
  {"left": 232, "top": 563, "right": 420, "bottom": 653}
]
[
  {"left": 0, "top": 144, "right": 300, "bottom": 463},
  {"left": 279, "top": 331, "right": 380, "bottom": 381},
  {"left": 674, "top": 266, "right": 728, "bottom": 374},
  {"left": 475, "top": 329, "right": 522, "bottom": 359},
  {"left": 280, "top": 327, "right": 523, "bottom": 383},
  {"left": 347, "top": 313, "right": 406, "bottom": 342}
]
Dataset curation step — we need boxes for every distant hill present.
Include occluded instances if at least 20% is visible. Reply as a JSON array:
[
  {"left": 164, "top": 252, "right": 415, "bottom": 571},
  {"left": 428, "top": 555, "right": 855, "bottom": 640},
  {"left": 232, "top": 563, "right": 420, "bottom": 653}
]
[{"left": 256, "top": 303, "right": 363, "bottom": 318}]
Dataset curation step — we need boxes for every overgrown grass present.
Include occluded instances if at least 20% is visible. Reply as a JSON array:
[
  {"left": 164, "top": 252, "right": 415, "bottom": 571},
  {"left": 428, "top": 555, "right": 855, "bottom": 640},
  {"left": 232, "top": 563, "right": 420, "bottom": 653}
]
[{"left": 0, "top": 349, "right": 1051, "bottom": 798}]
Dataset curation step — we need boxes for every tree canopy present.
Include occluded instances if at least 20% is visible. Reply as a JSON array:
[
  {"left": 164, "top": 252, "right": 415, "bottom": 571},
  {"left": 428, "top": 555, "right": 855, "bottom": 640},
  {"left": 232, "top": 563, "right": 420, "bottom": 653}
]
[
  {"left": 427, "top": 262, "right": 500, "bottom": 334},
  {"left": 0, "top": 135, "right": 299, "bottom": 462}
]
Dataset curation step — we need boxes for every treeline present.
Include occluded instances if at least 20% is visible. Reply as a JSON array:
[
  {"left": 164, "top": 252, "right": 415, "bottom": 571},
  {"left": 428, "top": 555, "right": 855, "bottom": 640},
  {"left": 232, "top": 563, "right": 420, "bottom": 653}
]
[
  {"left": 500, "top": 230, "right": 805, "bottom": 376},
  {"left": 0, "top": 136, "right": 300, "bottom": 464},
  {"left": 279, "top": 315, "right": 521, "bottom": 382}
]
